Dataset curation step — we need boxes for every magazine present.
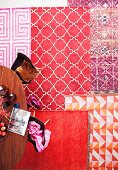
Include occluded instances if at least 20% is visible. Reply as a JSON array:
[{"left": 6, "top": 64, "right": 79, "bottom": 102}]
[{"left": 8, "top": 108, "right": 31, "bottom": 136}]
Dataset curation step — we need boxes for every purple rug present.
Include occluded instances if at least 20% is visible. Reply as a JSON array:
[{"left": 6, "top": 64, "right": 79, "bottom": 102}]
[
  {"left": 68, "top": 0, "right": 118, "bottom": 7},
  {"left": 90, "top": 7, "right": 118, "bottom": 93}
]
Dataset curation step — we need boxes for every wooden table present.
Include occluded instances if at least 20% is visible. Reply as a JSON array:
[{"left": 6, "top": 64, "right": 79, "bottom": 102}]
[{"left": 0, "top": 66, "right": 27, "bottom": 170}]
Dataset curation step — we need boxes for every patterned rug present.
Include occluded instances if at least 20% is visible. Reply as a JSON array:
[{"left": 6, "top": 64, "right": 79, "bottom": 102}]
[
  {"left": 68, "top": 0, "right": 118, "bottom": 7},
  {"left": 1, "top": 5, "right": 118, "bottom": 170},
  {"left": 15, "top": 111, "right": 88, "bottom": 170},
  {"left": 25, "top": 7, "right": 90, "bottom": 110},
  {"left": 0, "top": 8, "right": 31, "bottom": 67},
  {"left": 90, "top": 7, "right": 118, "bottom": 93},
  {"left": 65, "top": 95, "right": 118, "bottom": 169}
]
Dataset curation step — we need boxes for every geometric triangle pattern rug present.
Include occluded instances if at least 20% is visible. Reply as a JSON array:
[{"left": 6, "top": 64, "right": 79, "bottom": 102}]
[
  {"left": 65, "top": 95, "right": 118, "bottom": 169},
  {"left": 25, "top": 7, "right": 91, "bottom": 110},
  {"left": 15, "top": 111, "right": 88, "bottom": 170},
  {"left": 89, "top": 109, "right": 118, "bottom": 170}
]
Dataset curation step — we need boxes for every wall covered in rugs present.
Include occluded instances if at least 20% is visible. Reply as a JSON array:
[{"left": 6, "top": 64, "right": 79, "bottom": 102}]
[{"left": 0, "top": 0, "right": 118, "bottom": 169}]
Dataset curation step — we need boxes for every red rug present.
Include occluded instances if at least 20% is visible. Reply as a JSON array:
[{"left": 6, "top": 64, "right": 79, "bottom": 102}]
[
  {"left": 15, "top": 111, "right": 88, "bottom": 170},
  {"left": 25, "top": 7, "right": 90, "bottom": 110}
]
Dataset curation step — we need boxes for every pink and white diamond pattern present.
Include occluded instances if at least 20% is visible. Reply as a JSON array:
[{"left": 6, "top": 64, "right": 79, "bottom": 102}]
[
  {"left": 0, "top": 8, "right": 31, "bottom": 68},
  {"left": 25, "top": 7, "right": 90, "bottom": 110},
  {"left": 65, "top": 95, "right": 118, "bottom": 169}
]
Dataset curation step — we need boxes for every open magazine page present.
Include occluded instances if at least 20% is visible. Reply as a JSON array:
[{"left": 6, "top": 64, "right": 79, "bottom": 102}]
[{"left": 8, "top": 108, "right": 31, "bottom": 136}]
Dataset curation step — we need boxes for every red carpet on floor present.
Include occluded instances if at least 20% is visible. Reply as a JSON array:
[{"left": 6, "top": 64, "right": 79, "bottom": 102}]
[{"left": 15, "top": 111, "right": 88, "bottom": 170}]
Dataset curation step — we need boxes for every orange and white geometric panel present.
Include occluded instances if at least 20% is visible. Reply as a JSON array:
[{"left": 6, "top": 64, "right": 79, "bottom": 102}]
[
  {"left": 65, "top": 95, "right": 118, "bottom": 111},
  {"left": 90, "top": 109, "right": 118, "bottom": 169},
  {"left": 65, "top": 95, "right": 118, "bottom": 169},
  {"left": 0, "top": 8, "right": 31, "bottom": 68}
]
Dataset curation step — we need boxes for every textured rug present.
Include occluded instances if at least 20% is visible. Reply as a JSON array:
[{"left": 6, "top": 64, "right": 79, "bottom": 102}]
[
  {"left": 0, "top": 8, "right": 31, "bottom": 68},
  {"left": 25, "top": 7, "right": 91, "bottom": 110},
  {"left": 90, "top": 7, "right": 118, "bottom": 93},
  {"left": 15, "top": 111, "right": 88, "bottom": 170},
  {"left": 65, "top": 95, "right": 118, "bottom": 169},
  {"left": 68, "top": 0, "right": 118, "bottom": 7}
]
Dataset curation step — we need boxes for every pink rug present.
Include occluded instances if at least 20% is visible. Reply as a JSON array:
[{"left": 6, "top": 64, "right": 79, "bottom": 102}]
[
  {"left": 25, "top": 7, "right": 91, "bottom": 110},
  {"left": 0, "top": 8, "right": 31, "bottom": 68},
  {"left": 90, "top": 7, "right": 118, "bottom": 93},
  {"left": 68, "top": 0, "right": 118, "bottom": 7}
]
